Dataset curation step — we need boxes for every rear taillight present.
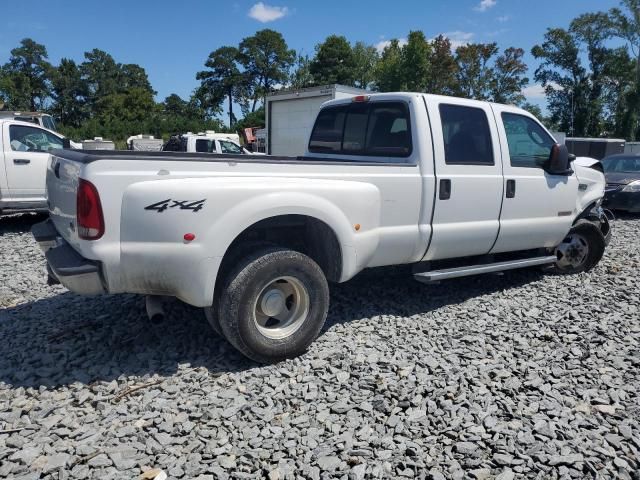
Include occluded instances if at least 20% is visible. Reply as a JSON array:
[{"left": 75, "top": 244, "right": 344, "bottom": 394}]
[{"left": 77, "top": 179, "right": 104, "bottom": 240}]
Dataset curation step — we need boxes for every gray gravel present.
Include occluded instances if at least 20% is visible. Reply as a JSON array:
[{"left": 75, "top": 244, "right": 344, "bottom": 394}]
[{"left": 1, "top": 213, "right": 639, "bottom": 479}]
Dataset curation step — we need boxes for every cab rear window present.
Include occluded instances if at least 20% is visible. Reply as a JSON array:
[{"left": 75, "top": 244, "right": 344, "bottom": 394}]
[{"left": 308, "top": 101, "right": 412, "bottom": 159}]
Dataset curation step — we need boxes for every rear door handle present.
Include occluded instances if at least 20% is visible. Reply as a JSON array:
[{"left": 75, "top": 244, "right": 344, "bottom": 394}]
[
  {"left": 439, "top": 179, "right": 451, "bottom": 200},
  {"left": 14, "top": 158, "right": 31, "bottom": 165},
  {"left": 506, "top": 179, "right": 516, "bottom": 198}
]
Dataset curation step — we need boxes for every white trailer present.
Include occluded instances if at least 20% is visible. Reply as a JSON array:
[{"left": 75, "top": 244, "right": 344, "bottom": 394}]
[{"left": 266, "top": 84, "right": 367, "bottom": 156}]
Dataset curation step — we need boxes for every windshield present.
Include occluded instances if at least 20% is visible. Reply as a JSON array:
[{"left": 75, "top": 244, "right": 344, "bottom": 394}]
[
  {"left": 42, "top": 115, "right": 57, "bottom": 131},
  {"left": 602, "top": 156, "right": 640, "bottom": 173}
]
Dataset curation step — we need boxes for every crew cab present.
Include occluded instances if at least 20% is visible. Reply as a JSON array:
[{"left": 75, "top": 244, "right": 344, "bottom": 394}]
[
  {"left": 33, "top": 93, "right": 610, "bottom": 363},
  {"left": 0, "top": 119, "right": 78, "bottom": 215}
]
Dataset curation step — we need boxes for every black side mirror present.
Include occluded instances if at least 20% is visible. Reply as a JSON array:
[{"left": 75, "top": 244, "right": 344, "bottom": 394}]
[
  {"left": 62, "top": 138, "right": 71, "bottom": 149},
  {"left": 547, "top": 143, "right": 573, "bottom": 175}
]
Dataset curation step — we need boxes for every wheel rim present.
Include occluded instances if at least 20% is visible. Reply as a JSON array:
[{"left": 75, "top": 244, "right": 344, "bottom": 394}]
[
  {"left": 252, "top": 276, "right": 310, "bottom": 340},
  {"left": 555, "top": 232, "right": 589, "bottom": 270}
]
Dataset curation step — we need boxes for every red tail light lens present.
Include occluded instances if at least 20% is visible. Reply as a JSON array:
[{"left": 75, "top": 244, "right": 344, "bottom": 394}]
[{"left": 77, "top": 179, "right": 104, "bottom": 240}]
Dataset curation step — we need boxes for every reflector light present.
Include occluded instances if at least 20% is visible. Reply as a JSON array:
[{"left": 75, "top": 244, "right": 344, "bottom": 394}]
[
  {"left": 184, "top": 233, "right": 196, "bottom": 241},
  {"left": 77, "top": 179, "right": 105, "bottom": 240}
]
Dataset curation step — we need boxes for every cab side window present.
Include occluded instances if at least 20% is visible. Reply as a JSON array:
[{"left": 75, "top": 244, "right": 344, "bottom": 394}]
[
  {"left": 439, "top": 104, "right": 494, "bottom": 165},
  {"left": 9, "top": 125, "right": 63, "bottom": 152},
  {"left": 308, "top": 102, "right": 412, "bottom": 159},
  {"left": 501, "top": 113, "right": 555, "bottom": 168},
  {"left": 195, "top": 139, "right": 216, "bottom": 153}
]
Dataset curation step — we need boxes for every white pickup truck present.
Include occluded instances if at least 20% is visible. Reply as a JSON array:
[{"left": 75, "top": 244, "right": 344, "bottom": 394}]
[
  {"left": 0, "top": 118, "right": 77, "bottom": 214},
  {"left": 33, "top": 93, "right": 610, "bottom": 363}
]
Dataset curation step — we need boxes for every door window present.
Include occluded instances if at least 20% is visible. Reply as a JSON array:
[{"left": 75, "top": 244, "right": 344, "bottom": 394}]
[
  {"left": 195, "top": 139, "right": 216, "bottom": 153},
  {"left": 219, "top": 140, "right": 243, "bottom": 154},
  {"left": 501, "top": 113, "right": 555, "bottom": 168},
  {"left": 308, "top": 102, "right": 412, "bottom": 158},
  {"left": 439, "top": 104, "right": 494, "bottom": 165},
  {"left": 9, "top": 125, "right": 63, "bottom": 152}
]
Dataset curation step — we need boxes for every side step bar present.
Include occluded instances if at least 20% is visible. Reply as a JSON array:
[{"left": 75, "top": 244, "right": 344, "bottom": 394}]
[{"left": 414, "top": 255, "right": 557, "bottom": 283}]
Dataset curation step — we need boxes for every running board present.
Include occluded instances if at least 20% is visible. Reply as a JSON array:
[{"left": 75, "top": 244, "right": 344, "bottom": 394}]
[{"left": 414, "top": 255, "right": 557, "bottom": 283}]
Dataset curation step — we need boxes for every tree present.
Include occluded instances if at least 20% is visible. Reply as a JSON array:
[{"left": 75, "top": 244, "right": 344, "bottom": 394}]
[
  {"left": 352, "top": 42, "right": 379, "bottom": 89},
  {"left": 570, "top": 12, "right": 614, "bottom": 135},
  {"left": 455, "top": 43, "right": 499, "bottom": 100},
  {"left": 609, "top": 0, "right": 640, "bottom": 139},
  {"left": 80, "top": 49, "right": 120, "bottom": 108},
  {"left": 532, "top": 28, "right": 590, "bottom": 136},
  {"left": 51, "top": 58, "right": 88, "bottom": 127},
  {"left": 289, "top": 54, "right": 314, "bottom": 89},
  {"left": 0, "top": 38, "right": 52, "bottom": 110},
  {"left": 238, "top": 29, "right": 295, "bottom": 111},
  {"left": 310, "top": 35, "right": 356, "bottom": 86},
  {"left": 197, "top": 46, "right": 243, "bottom": 127},
  {"left": 425, "top": 35, "right": 458, "bottom": 95},
  {"left": 491, "top": 47, "right": 529, "bottom": 104},
  {"left": 401, "top": 31, "right": 431, "bottom": 92},
  {"left": 375, "top": 39, "right": 405, "bottom": 91}
]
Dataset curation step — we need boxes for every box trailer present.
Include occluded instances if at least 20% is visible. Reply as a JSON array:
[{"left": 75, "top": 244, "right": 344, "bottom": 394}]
[{"left": 265, "top": 84, "right": 368, "bottom": 156}]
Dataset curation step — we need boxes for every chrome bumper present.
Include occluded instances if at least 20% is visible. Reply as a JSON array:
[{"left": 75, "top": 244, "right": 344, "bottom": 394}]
[{"left": 31, "top": 219, "right": 107, "bottom": 295}]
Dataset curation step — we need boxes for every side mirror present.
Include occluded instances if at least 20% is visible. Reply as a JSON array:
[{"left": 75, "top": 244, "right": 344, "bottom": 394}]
[
  {"left": 547, "top": 143, "right": 573, "bottom": 175},
  {"left": 62, "top": 138, "right": 71, "bottom": 149}
]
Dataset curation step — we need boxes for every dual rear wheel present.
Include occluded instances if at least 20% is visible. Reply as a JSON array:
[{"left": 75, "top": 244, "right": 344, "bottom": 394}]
[{"left": 204, "top": 246, "right": 329, "bottom": 363}]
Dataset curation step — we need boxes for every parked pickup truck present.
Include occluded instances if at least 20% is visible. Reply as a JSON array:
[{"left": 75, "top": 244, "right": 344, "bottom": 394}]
[
  {"left": 0, "top": 118, "right": 78, "bottom": 215},
  {"left": 162, "top": 132, "right": 261, "bottom": 155},
  {"left": 33, "top": 93, "right": 610, "bottom": 363}
]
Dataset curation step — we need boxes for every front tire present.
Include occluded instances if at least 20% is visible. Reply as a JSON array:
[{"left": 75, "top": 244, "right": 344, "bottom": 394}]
[
  {"left": 552, "top": 220, "right": 606, "bottom": 274},
  {"left": 218, "top": 246, "right": 329, "bottom": 363}
]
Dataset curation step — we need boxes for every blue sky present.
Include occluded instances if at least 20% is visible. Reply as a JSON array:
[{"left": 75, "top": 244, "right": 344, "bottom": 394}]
[{"left": 0, "top": 0, "right": 622, "bottom": 112}]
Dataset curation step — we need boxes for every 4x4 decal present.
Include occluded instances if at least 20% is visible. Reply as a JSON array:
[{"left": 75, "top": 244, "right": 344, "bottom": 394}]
[{"left": 144, "top": 199, "right": 206, "bottom": 213}]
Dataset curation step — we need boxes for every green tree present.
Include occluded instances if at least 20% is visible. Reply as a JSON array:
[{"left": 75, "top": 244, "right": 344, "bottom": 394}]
[
  {"left": 609, "top": 0, "right": 640, "bottom": 139},
  {"left": 425, "top": 35, "right": 458, "bottom": 95},
  {"left": 51, "top": 58, "right": 88, "bottom": 127},
  {"left": 238, "top": 29, "right": 295, "bottom": 111},
  {"left": 310, "top": 35, "right": 356, "bottom": 86},
  {"left": 401, "top": 31, "right": 431, "bottom": 92},
  {"left": 375, "top": 39, "right": 405, "bottom": 91},
  {"left": 352, "top": 41, "right": 379, "bottom": 89},
  {"left": 455, "top": 42, "right": 499, "bottom": 100},
  {"left": 197, "top": 46, "right": 243, "bottom": 127},
  {"left": 80, "top": 49, "right": 120, "bottom": 109},
  {"left": 0, "top": 38, "right": 52, "bottom": 110},
  {"left": 532, "top": 28, "right": 590, "bottom": 136},
  {"left": 491, "top": 47, "right": 529, "bottom": 104},
  {"left": 289, "top": 54, "right": 314, "bottom": 89}
]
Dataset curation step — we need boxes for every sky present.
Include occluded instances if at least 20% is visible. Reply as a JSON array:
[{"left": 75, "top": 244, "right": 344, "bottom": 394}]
[{"left": 0, "top": 0, "right": 623, "bottom": 113}]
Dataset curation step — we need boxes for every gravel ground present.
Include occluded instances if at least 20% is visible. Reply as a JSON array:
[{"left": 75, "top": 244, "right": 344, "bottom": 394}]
[{"left": 0, "top": 213, "right": 639, "bottom": 480}]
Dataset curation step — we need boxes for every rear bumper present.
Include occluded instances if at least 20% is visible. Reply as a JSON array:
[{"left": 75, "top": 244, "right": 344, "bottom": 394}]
[
  {"left": 603, "top": 190, "right": 640, "bottom": 213},
  {"left": 32, "top": 219, "right": 107, "bottom": 295}
]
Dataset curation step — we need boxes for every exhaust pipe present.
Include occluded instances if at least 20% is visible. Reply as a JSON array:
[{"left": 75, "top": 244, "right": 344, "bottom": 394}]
[{"left": 145, "top": 296, "right": 167, "bottom": 324}]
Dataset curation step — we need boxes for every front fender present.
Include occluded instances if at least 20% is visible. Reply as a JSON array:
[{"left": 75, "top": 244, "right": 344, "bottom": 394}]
[{"left": 119, "top": 176, "right": 381, "bottom": 306}]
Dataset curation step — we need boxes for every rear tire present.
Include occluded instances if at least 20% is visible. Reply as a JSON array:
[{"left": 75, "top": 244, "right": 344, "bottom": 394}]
[
  {"left": 552, "top": 220, "right": 606, "bottom": 274},
  {"left": 218, "top": 246, "right": 329, "bottom": 363}
]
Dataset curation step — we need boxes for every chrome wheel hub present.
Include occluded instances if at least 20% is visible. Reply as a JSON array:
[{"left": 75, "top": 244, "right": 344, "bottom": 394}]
[
  {"left": 253, "top": 276, "right": 310, "bottom": 340},
  {"left": 556, "top": 233, "right": 589, "bottom": 269}
]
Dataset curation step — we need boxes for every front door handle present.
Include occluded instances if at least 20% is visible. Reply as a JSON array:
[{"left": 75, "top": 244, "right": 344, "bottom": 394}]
[
  {"left": 506, "top": 179, "right": 516, "bottom": 198},
  {"left": 14, "top": 158, "right": 31, "bottom": 165},
  {"left": 439, "top": 179, "right": 451, "bottom": 200}
]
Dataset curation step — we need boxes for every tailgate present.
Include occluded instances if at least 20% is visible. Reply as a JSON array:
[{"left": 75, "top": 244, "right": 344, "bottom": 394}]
[{"left": 46, "top": 154, "right": 81, "bottom": 245}]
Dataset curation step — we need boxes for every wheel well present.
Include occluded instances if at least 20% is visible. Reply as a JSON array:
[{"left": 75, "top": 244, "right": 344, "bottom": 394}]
[{"left": 220, "top": 215, "right": 342, "bottom": 283}]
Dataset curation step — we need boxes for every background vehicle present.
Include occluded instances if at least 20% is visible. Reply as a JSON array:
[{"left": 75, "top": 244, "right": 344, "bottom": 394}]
[
  {"left": 162, "top": 132, "right": 259, "bottom": 155},
  {"left": 127, "top": 134, "right": 163, "bottom": 152},
  {"left": 34, "top": 93, "right": 609, "bottom": 363},
  {"left": 0, "top": 111, "right": 58, "bottom": 132},
  {"left": 602, "top": 153, "right": 640, "bottom": 213},
  {"left": 1, "top": 119, "right": 77, "bottom": 214}
]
